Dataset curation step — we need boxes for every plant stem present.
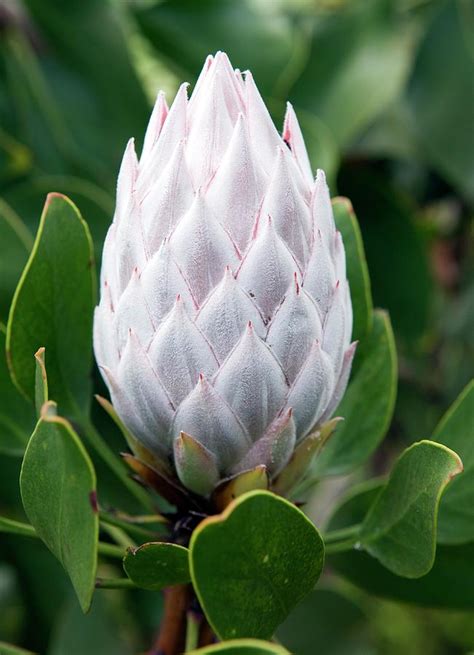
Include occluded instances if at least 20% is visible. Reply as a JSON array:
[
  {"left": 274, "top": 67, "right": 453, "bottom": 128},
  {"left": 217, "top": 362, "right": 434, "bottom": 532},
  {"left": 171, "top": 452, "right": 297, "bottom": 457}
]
[
  {"left": 1, "top": 516, "right": 126, "bottom": 559},
  {"left": 96, "top": 577, "right": 137, "bottom": 589},
  {"left": 323, "top": 524, "right": 362, "bottom": 554},
  {"left": 100, "top": 511, "right": 166, "bottom": 541},
  {"left": 185, "top": 610, "right": 201, "bottom": 652},
  {"left": 80, "top": 418, "right": 155, "bottom": 511},
  {"left": 148, "top": 585, "right": 190, "bottom": 655}
]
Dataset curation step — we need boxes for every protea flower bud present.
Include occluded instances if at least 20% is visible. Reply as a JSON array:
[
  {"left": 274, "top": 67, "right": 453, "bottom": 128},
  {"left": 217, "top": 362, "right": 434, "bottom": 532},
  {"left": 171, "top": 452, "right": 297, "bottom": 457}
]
[{"left": 94, "top": 52, "right": 356, "bottom": 498}]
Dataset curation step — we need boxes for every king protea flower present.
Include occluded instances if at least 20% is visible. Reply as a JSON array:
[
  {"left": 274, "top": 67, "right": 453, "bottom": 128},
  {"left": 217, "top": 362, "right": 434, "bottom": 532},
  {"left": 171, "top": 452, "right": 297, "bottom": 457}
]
[{"left": 94, "top": 52, "right": 356, "bottom": 498}]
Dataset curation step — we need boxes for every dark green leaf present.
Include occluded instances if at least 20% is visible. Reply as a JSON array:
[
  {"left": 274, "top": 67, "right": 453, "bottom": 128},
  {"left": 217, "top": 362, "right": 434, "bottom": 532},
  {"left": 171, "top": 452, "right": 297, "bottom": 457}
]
[
  {"left": 332, "top": 197, "right": 373, "bottom": 342},
  {"left": 190, "top": 490, "right": 324, "bottom": 640},
  {"left": 314, "top": 310, "right": 397, "bottom": 476},
  {"left": 360, "top": 440, "right": 463, "bottom": 578},
  {"left": 291, "top": 3, "right": 415, "bottom": 147},
  {"left": 433, "top": 381, "right": 474, "bottom": 544},
  {"left": 338, "top": 168, "right": 433, "bottom": 344},
  {"left": 20, "top": 407, "right": 98, "bottom": 612},
  {"left": 277, "top": 588, "right": 372, "bottom": 655},
  {"left": 0, "top": 199, "right": 32, "bottom": 322},
  {"left": 188, "top": 640, "right": 291, "bottom": 655},
  {"left": 123, "top": 542, "right": 190, "bottom": 591},
  {"left": 407, "top": 2, "right": 474, "bottom": 202},
  {"left": 7, "top": 193, "right": 95, "bottom": 419},
  {"left": 0, "top": 327, "right": 35, "bottom": 457},
  {"left": 133, "top": 0, "right": 294, "bottom": 96}
]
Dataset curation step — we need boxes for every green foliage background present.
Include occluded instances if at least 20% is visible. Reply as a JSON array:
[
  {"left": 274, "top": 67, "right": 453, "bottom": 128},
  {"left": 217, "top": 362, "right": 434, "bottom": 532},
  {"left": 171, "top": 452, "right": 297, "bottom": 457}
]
[{"left": 0, "top": 0, "right": 472, "bottom": 653}]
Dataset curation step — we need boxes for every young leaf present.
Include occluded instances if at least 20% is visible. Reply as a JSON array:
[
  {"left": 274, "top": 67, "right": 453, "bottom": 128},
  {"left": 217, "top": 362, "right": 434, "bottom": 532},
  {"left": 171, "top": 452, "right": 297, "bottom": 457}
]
[
  {"left": 188, "top": 640, "right": 291, "bottom": 655},
  {"left": 6, "top": 193, "right": 95, "bottom": 419},
  {"left": 0, "top": 326, "right": 35, "bottom": 456},
  {"left": 332, "top": 197, "right": 373, "bottom": 341},
  {"left": 123, "top": 542, "right": 190, "bottom": 591},
  {"left": 433, "top": 381, "right": 474, "bottom": 544},
  {"left": 20, "top": 405, "right": 99, "bottom": 612},
  {"left": 190, "top": 490, "right": 324, "bottom": 640},
  {"left": 360, "top": 440, "right": 463, "bottom": 578},
  {"left": 34, "top": 347, "right": 48, "bottom": 416},
  {"left": 314, "top": 310, "right": 397, "bottom": 476}
]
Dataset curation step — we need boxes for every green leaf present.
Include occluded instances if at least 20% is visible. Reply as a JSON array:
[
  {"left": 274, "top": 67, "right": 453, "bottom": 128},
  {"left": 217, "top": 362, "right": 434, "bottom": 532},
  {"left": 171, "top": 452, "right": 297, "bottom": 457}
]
[
  {"left": 0, "top": 642, "right": 36, "bottom": 655},
  {"left": 6, "top": 193, "right": 95, "bottom": 419},
  {"left": 291, "top": 2, "right": 415, "bottom": 147},
  {"left": 34, "top": 347, "right": 48, "bottom": 417},
  {"left": 123, "top": 542, "right": 190, "bottom": 591},
  {"left": 327, "top": 480, "right": 474, "bottom": 609},
  {"left": 188, "top": 640, "right": 290, "bottom": 655},
  {"left": 314, "top": 310, "right": 397, "bottom": 476},
  {"left": 433, "top": 381, "right": 474, "bottom": 544},
  {"left": 407, "top": 2, "right": 474, "bottom": 202},
  {"left": 276, "top": 588, "right": 370, "bottom": 655},
  {"left": 133, "top": 0, "right": 294, "bottom": 96},
  {"left": 190, "top": 490, "right": 324, "bottom": 640},
  {"left": 20, "top": 406, "right": 99, "bottom": 612},
  {"left": 0, "top": 326, "right": 35, "bottom": 457},
  {"left": 0, "top": 199, "right": 32, "bottom": 321},
  {"left": 338, "top": 169, "right": 433, "bottom": 344},
  {"left": 332, "top": 197, "right": 373, "bottom": 341},
  {"left": 360, "top": 440, "right": 463, "bottom": 578}
]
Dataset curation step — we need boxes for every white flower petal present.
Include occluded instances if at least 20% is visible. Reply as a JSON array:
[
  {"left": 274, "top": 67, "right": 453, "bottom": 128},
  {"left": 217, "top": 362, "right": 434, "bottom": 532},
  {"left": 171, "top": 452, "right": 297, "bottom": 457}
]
[
  {"left": 283, "top": 102, "right": 313, "bottom": 187},
  {"left": 266, "top": 275, "right": 322, "bottom": 383},
  {"left": 148, "top": 296, "right": 218, "bottom": 405},
  {"left": 114, "top": 268, "right": 155, "bottom": 353},
  {"left": 169, "top": 192, "right": 240, "bottom": 306},
  {"left": 303, "top": 229, "right": 336, "bottom": 316},
  {"left": 140, "top": 91, "right": 168, "bottom": 169},
  {"left": 319, "top": 341, "right": 357, "bottom": 423},
  {"left": 311, "top": 169, "right": 336, "bottom": 244},
  {"left": 196, "top": 267, "right": 265, "bottom": 361},
  {"left": 172, "top": 375, "right": 251, "bottom": 472},
  {"left": 214, "top": 323, "right": 288, "bottom": 440},
  {"left": 237, "top": 216, "right": 298, "bottom": 322}
]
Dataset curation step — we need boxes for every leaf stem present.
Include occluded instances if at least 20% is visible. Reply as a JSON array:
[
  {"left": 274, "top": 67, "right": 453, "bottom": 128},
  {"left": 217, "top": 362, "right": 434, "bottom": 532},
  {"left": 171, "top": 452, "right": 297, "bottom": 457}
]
[
  {"left": 323, "top": 524, "right": 362, "bottom": 554},
  {"left": 80, "top": 418, "right": 155, "bottom": 511},
  {"left": 100, "top": 511, "right": 166, "bottom": 541},
  {"left": 1, "top": 516, "right": 126, "bottom": 559},
  {"left": 95, "top": 577, "right": 137, "bottom": 590},
  {"left": 185, "top": 610, "right": 200, "bottom": 652}
]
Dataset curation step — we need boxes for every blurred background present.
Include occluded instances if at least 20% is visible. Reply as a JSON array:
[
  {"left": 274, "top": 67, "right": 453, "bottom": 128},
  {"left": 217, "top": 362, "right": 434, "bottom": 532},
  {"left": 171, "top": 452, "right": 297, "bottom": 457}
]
[{"left": 0, "top": 0, "right": 473, "bottom": 653}]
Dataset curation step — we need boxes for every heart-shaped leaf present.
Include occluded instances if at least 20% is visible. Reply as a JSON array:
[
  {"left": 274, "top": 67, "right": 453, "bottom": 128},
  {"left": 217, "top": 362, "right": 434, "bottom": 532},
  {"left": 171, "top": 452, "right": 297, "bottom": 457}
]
[
  {"left": 20, "top": 404, "right": 99, "bottom": 612},
  {"left": 123, "top": 542, "right": 190, "bottom": 591},
  {"left": 190, "top": 490, "right": 324, "bottom": 640},
  {"left": 433, "top": 381, "right": 474, "bottom": 544},
  {"left": 332, "top": 197, "right": 373, "bottom": 341},
  {"left": 188, "top": 640, "right": 291, "bottom": 655},
  {"left": 7, "top": 193, "right": 95, "bottom": 419},
  {"left": 327, "top": 479, "right": 474, "bottom": 609},
  {"left": 314, "top": 310, "right": 397, "bottom": 476},
  {"left": 360, "top": 440, "right": 463, "bottom": 578}
]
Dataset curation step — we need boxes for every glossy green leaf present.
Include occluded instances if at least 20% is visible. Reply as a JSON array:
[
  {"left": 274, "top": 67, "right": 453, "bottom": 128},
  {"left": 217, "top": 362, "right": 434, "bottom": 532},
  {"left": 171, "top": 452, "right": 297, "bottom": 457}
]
[
  {"left": 123, "top": 542, "right": 190, "bottom": 591},
  {"left": 433, "top": 381, "right": 474, "bottom": 544},
  {"left": 7, "top": 193, "right": 95, "bottom": 419},
  {"left": 277, "top": 588, "right": 371, "bottom": 655},
  {"left": 314, "top": 310, "right": 397, "bottom": 476},
  {"left": 407, "top": 2, "right": 474, "bottom": 202},
  {"left": 190, "top": 490, "right": 324, "bottom": 640},
  {"left": 0, "top": 327, "right": 35, "bottom": 457},
  {"left": 133, "top": 0, "right": 294, "bottom": 96},
  {"left": 327, "top": 480, "right": 474, "bottom": 609},
  {"left": 360, "top": 440, "right": 463, "bottom": 578},
  {"left": 20, "top": 407, "right": 99, "bottom": 612},
  {"left": 332, "top": 197, "right": 373, "bottom": 341},
  {"left": 291, "top": 2, "right": 415, "bottom": 147},
  {"left": 0, "top": 199, "right": 32, "bottom": 321},
  {"left": 188, "top": 640, "right": 290, "bottom": 655},
  {"left": 338, "top": 168, "right": 432, "bottom": 344}
]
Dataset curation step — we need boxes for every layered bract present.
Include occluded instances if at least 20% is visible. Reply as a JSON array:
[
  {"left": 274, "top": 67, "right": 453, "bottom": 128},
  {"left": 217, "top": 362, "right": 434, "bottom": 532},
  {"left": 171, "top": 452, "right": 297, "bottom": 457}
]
[{"left": 94, "top": 52, "right": 356, "bottom": 496}]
